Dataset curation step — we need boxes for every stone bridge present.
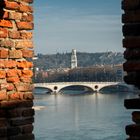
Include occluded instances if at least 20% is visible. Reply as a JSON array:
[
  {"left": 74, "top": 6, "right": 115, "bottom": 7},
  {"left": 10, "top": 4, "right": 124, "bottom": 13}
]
[{"left": 34, "top": 82, "right": 131, "bottom": 93}]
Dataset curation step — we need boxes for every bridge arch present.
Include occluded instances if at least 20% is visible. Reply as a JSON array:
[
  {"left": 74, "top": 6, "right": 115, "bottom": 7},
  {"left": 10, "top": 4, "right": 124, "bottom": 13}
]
[{"left": 59, "top": 85, "right": 94, "bottom": 93}]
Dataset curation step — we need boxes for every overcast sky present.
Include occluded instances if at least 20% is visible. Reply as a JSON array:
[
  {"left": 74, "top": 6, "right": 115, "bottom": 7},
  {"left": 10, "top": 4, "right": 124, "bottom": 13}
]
[{"left": 34, "top": 0, "right": 123, "bottom": 54}]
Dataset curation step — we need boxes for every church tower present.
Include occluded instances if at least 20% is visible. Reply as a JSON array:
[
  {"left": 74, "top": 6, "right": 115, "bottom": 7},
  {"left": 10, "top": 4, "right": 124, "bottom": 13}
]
[{"left": 71, "top": 49, "right": 78, "bottom": 69}]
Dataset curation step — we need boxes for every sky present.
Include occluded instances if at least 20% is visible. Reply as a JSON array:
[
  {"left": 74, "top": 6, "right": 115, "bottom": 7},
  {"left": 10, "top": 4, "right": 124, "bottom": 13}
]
[{"left": 34, "top": 0, "right": 123, "bottom": 54}]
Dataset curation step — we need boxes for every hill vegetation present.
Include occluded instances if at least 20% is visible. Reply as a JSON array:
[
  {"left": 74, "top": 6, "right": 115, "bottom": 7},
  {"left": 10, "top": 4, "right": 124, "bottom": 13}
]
[{"left": 34, "top": 51, "right": 124, "bottom": 70}]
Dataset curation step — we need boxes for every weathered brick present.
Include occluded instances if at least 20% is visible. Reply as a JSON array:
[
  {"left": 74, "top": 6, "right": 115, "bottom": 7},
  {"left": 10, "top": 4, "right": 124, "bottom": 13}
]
[
  {"left": 0, "top": 40, "right": 15, "bottom": 48},
  {"left": 21, "top": 0, "right": 33, "bottom": 3},
  {"left": 9, "top": 31, "right": 20, "bottom": 39},
  {"left": 20, "top": 31, "right": 33, "bottom": 39},
  {"left": 17, "top": 61, "right": 33, "bottom": 69},
  {"left": 0, "top": 92, "right": 7, "bottom": 101},
  {"left": 0, "top": 20, "right": 13, "bottom": 28},
  {"left": 4, "top": 60, "right": 17, "bottom": 68},
  {"left": 22, "top": 13, "right": 33, "bottom": 22},
  {"left": 23, "top": 93, "right": 34, "bottom": 100},
  {"left": 4, "top": 1, "right": 19, "bottom": 10},
  {"left": 9, "top": 50, "right": 22, "bottom": 59},
  {"left": 9, "top": 12, "right": 22, "bottom": 20},
  {"left": 0, "top": 28, "right": 8, "bottom": 38},
  {"left": 1, "top": 83, "right": 15, "bottom": 91},
  {"left": 21, "top": 77, "right": 32, "bottom": 83},
  {"left": 0, "top": 49, "right": 8, "bottom": 59},
  {"left": 2, "top": 11, "right": 9, "bottom": 19},
  {"left": 22, "top": 70, "right": 33, "bottom": 78},
  {"left": 0, "top": 70, "right": 6, "bottom": 79},
  {"left": 0, "top": 60, "right": 5, "bottom": 68},
  {"left": 7, "top": 77, "right": 20, "bottom": 83},
  {"left": 19, "top": 4, "right": 33, "bottom": 13},
  {"left": 15, "top": 41, "right": 33, "bottom": 49},
  {"left": 6, "top": 69, "right": 18, "bottom": 77},
  {"left": 16, "top": 22, "right": 34, "bottom": 30},
  {"left": 22, "top": 50, "right": 34, "bottom": 58},
  {"left": 8, "top": 93, "right": 20, "bottom": 100},
  {"left": 15, "top": 83, "right": 33, "bottom": 92}
]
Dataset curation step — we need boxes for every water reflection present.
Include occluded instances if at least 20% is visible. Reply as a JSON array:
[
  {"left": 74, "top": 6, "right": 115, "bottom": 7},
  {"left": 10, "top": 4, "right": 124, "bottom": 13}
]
[{"left": 34, "top": 90, "right": 138, "bottom": 140}]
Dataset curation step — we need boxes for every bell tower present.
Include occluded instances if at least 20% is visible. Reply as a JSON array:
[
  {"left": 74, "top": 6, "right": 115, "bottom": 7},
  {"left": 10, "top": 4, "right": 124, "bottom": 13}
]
[{"left": 71, "top": 49, "right": 78, "bottom": 69}]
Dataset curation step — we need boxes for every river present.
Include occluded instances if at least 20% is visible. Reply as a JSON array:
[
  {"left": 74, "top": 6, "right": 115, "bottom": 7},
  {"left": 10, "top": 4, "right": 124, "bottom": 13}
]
[{"left": 33, "top": 88, "right": 138, "bottom": 140}]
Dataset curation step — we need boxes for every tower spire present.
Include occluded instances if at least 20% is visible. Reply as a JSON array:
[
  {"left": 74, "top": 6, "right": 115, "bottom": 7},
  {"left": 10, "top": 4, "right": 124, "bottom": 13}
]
[{"left": 71, "top": 49, "right": 77, "bottom": 69}]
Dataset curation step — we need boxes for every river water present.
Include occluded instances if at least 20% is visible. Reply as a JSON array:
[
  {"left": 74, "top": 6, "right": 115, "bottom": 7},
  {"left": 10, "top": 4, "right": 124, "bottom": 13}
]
[{"left": 33, "top": 89, "right": 138, "bottom": 140}]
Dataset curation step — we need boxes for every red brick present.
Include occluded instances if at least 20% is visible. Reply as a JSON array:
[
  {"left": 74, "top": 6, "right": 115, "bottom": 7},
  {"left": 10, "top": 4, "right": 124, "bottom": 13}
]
[
  {"left": 1, "top": 83, "right": 14, "bottom": 91},
  {"left": 19, "top": 4, "right": 33, "bottom": 13},
  {"left": 21, "top": 0, "right": 33, "bottom": 3},
  {"left": 9, "top": 31, "right": 20, "bottom": 39},
  {"left": 0, "top": 49, "right": 8, "bottom": 59},
  {"left": 21, "top": 77, "right": 32, "bottom": 83},
  {"left": 9, "top": 12, "right": 22, "bottom": 20},
  {"left": 0, "top": 70, "right": 6, "bottom": 79},
  {"left": 7, "top": 77, "right": 20, "bottom": 83},
  {"left": 9, "top": 50, "right": 22, "bottom": 59},
  {"left": 23, "top": 93, "right": 34, "bottom": 100},
  {"left": 22, "top": 70, "right": 33, "bottom": 78},
  {"left": 6, "top": 69, "right": 18, "bottom": 77},
  {"left": 22, "top": 13, "right": 33, "bottom": 22},
  {"left": 0, "top": 28, "right": 8, "bottom": 38},
  {"left": 0, "top": 20, "right": 13, "bottom": 28},
  {"left": 4, "top": 60, "right": 17, "bottom": 68},
  {"left": 15, "top": 41, "right": 33, "bottom": 49},
  {"left": 0, "top": 40, "right": 15, "bottom": 48},
  {"left": 0, "top": 60, "right": 5, "bottom": 68},
  {"left": 15, "top": 83, "right": 33, "bottom": 92},
  {"left": 22, "top": 50, "right": 34, "bottom": 58},
  {"left": 0, "top": 92, "right": 7, "bottom": 101},
  {"left": 20, "top": 31, "right": 33, "bottom": 39},
  {"left": 3, "top": 11, "right": 9, "bottom": 19},
  {"left": 8, "top": 93, "right": 20, "bottom": 100},
  {"left": 16, "top": 22, "right": 34, "bottom": 30},
  {"left": 17, "top": 61, "right": 33, "bottom": 69},
  {"left": 4, "top": 1, "right": 19, "bottom": 10}
]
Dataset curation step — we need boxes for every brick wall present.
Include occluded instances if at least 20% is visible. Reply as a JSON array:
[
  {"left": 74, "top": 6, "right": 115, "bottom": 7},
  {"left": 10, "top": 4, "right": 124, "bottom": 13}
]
[
  {"left": 122, "top": 0, "right": 140, "bottom": 139},
  {"left": 0, "top": 0, "right": 34, "bottom": 139}
]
